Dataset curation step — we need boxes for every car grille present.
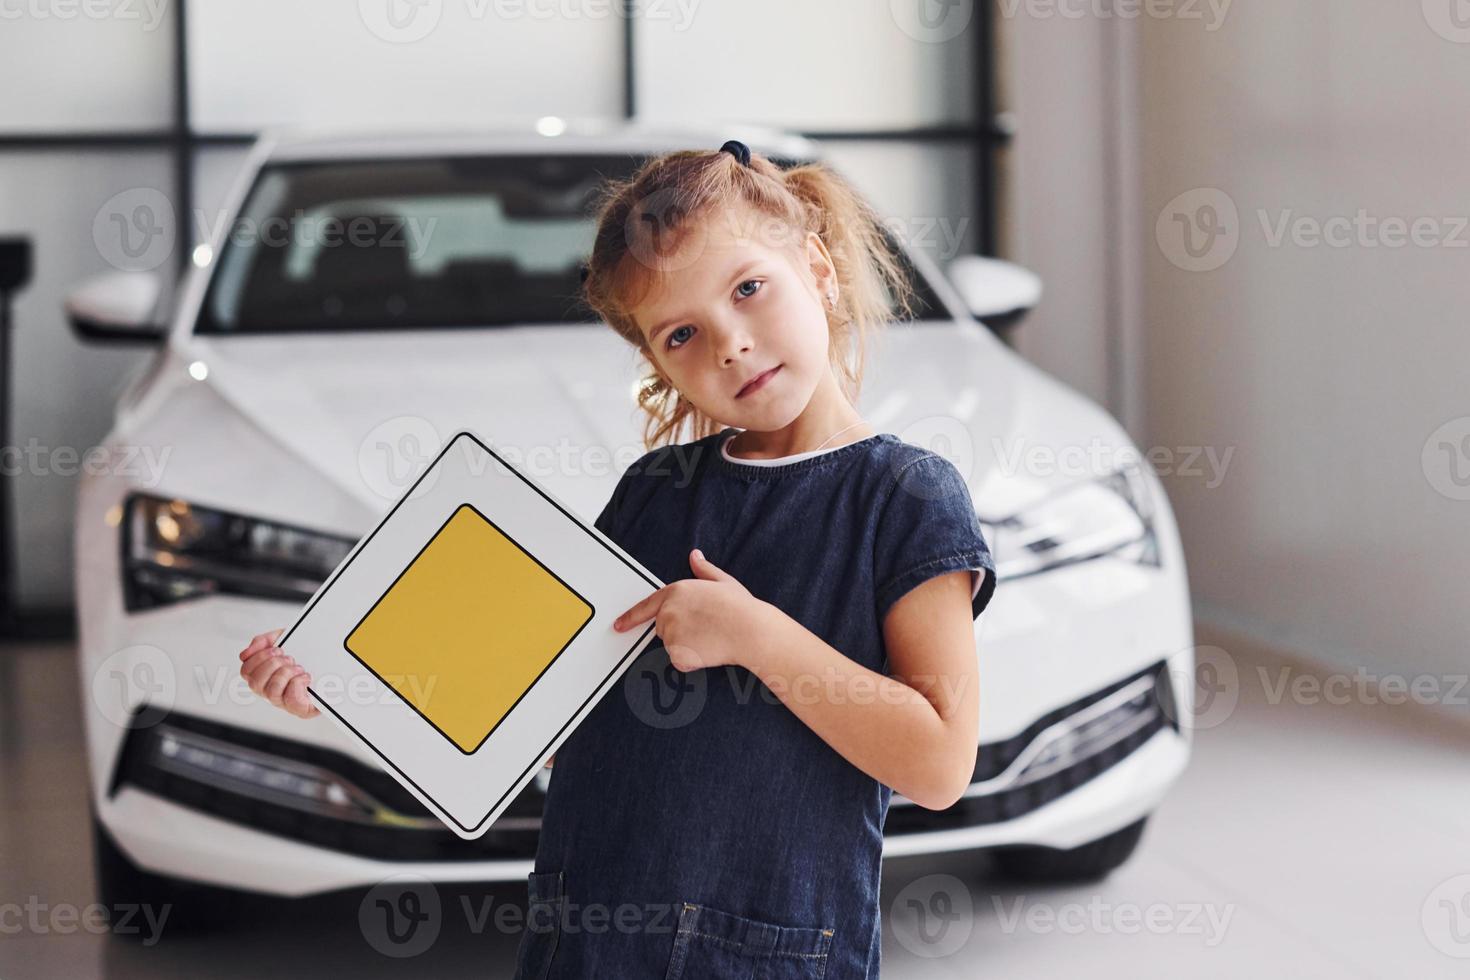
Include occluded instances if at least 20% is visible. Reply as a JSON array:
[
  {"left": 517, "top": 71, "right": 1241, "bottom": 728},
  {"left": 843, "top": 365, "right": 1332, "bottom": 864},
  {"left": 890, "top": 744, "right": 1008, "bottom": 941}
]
[{"left": 108, "top": 659, "right": 1176, "bottom": 860}]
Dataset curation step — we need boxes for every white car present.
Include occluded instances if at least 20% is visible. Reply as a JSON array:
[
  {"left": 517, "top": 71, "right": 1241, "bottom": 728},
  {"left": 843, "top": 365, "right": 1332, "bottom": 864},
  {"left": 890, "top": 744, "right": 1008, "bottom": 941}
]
[{"left": 69, "top": 121, "right": 1195, "bottom": 928}]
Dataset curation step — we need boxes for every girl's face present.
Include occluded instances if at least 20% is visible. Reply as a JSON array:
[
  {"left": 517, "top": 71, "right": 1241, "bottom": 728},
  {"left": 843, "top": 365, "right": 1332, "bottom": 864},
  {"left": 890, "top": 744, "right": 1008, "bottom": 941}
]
[{"left": 628, "top": 203, "right": 840, "bottom": 433}]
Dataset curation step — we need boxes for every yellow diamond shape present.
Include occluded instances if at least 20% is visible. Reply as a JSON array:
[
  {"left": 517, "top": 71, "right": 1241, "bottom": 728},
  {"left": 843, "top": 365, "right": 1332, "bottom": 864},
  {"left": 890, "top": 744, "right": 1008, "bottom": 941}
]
[{"left": 344, "top": 503, "right": 594, "bottom": 754}]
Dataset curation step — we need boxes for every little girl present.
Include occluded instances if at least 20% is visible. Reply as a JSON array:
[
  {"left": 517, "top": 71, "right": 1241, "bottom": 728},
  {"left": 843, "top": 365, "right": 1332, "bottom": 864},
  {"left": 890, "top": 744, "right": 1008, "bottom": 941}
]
[{"left": 241, "top": 139, "right": 995, "bottom": 979}]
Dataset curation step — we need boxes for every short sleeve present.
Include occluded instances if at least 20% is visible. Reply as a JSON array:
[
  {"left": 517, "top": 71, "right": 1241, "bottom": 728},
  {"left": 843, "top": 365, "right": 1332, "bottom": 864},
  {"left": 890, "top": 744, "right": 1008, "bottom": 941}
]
[
  {"left": 873, "top": 453, "right": 997, "bottom": 625},
  {"left": 592, "top": 482, "right": 623, "bottom": 539},
  {"left": 591, "top": 448, "right": 658, "bottom": 543},
  {"left": 592, "top": 468, "right": 635, "bottom": 543}
]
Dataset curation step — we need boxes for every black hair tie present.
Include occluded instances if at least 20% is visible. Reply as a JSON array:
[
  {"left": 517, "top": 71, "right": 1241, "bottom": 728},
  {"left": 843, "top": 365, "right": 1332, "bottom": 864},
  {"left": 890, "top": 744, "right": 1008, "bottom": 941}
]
[{"left": 719, "top": 139, "right": 751, "bottom": 167}]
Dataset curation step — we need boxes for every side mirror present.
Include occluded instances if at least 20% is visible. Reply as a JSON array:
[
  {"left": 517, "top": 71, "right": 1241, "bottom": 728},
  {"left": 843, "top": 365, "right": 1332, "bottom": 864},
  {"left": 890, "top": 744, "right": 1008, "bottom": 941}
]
[
  {"left": 65, "top": 271, "right": 167, "bottom": 344},
  {"left": 946, "top": 256, "right": 1043, "bottom": 331}
]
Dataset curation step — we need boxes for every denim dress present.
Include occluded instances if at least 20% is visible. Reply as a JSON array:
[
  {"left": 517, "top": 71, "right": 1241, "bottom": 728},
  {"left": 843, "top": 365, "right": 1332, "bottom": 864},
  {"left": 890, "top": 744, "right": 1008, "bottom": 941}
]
[{"left": 514, "top": 426, "right": 996, "bottom": 980}]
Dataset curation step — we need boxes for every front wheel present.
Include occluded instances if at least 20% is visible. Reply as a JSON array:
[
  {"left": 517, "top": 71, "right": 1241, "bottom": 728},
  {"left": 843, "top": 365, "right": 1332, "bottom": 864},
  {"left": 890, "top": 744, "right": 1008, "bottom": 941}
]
[{"left": 989, "top": 816, "right": 1149, "bottom": 883}]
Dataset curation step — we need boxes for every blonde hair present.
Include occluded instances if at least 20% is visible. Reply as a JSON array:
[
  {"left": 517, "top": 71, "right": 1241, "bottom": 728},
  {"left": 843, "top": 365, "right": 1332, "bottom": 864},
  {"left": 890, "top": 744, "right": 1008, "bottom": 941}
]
[{"left": 582, "top": 146, "right": 916, "bottom": 451}]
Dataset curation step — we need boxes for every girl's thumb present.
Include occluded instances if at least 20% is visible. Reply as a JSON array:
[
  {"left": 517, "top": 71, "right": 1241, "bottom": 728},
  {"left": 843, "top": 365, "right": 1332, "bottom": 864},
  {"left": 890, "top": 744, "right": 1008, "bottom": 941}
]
[{"left": 690, "top": 548, "right": 733, "bottom": 581}]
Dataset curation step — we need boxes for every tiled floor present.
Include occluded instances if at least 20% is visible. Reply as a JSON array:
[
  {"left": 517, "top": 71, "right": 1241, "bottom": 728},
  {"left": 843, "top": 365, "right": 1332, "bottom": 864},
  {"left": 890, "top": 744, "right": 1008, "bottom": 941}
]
[{"left": 1, "top": 622, "right": 1466, "bottom": 978}]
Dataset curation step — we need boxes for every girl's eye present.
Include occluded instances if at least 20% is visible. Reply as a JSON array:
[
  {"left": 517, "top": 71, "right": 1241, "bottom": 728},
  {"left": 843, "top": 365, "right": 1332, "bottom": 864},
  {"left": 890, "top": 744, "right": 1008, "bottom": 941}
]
[{"left": 665, "top": 280, "right": 761, "bottom": 350}]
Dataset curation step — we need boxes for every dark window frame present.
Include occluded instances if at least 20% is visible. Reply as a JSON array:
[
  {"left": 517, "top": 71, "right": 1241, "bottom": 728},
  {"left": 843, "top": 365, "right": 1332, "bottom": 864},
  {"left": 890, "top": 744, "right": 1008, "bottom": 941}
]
[{"left": 0, "top": 0, "right": 1007, "bottom": 272}]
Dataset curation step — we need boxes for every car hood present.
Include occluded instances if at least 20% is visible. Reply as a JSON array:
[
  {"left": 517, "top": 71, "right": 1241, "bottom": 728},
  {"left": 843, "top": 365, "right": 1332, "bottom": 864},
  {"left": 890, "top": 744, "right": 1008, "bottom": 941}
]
[{"left": 125, "top": 322, "right": 1120, "bottom": 534}]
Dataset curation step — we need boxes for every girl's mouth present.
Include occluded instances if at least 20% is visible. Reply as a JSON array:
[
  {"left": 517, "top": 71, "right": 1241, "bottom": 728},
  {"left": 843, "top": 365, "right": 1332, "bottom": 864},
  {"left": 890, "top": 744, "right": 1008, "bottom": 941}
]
[{"left": 736, "top": 365, "right": 782, "bottom": 398}]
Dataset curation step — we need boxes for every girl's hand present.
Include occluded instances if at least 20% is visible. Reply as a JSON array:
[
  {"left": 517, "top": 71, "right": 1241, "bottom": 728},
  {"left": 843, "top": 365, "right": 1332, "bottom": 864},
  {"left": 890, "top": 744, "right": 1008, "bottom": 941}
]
[
  {"left": 239, "top": 628, "right": 321, "bottom": 719},
  {"left": 613, "top": 549, "right": 770, "bottom": 673}
]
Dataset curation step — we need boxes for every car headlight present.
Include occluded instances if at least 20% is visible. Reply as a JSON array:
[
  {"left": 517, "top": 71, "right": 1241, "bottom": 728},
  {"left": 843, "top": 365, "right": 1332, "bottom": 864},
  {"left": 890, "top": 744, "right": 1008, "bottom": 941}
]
[
  {"left": 122, "top": 493, "right": 357, "bottom": 610},
  {"left": 980, "top": 460, "right": 1159, "bottom": 582}
]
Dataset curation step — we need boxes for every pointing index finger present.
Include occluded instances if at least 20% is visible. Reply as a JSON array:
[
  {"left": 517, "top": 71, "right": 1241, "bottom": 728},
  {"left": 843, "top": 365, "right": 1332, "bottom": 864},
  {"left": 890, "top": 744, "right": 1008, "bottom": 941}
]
[{"left": 614, "top": 586, "right": 668, "bottom": 632}]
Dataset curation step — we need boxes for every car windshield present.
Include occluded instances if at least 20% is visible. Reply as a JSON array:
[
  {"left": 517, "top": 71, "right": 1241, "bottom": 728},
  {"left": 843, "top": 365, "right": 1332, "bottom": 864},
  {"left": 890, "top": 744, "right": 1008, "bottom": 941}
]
[{"left": 196, "top": 153, "right": 947, "bottom": 334}]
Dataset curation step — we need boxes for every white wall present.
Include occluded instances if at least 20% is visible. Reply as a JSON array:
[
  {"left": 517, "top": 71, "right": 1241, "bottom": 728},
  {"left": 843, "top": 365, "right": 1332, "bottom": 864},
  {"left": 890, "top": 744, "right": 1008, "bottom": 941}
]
[
  {"left": 997, "top": 0, "right": 1468, "bottom": 718},
  {"left": 995, "top": 4, "right": 1144, "bottom": 431},
  {"left": 189, "top": 2, "right": 624, "bottom": 131},
  {"left": 1139, "top": 1, "right": 1470, "bottom": 715}
]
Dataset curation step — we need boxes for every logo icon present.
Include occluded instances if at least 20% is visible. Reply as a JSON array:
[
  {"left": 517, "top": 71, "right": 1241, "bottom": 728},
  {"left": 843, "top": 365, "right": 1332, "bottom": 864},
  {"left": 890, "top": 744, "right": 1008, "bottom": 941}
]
[
  {"left": 358, "top": 416, "right": 444, "bottom": 501},
  {"left": 890, "top": 0, "right": 974, "bottom": 43},
  {"left": 92, "top": 644, "right": 176, "bottom": 730},
  {"left": 1422, "top": 874, "right": 1470, "bottom": 957},
  {"left": 93, "top": 188, "right": 176, "bottom": 272},
  {"left": 891, "top": 873, "right": 974, "bottom": 958},
  {"left": 359, "top": 0, "right": 443, "bottom": 43},
  {"left": 359, "top": 874, "right": 442, "bottom": 957},
  {"left": 898, "top": 414, "right": 977, "bottom": 492},
  {"left": 623, "top": 644, "right": 707, "bottom": 729},
  {"left": 624, "top": 187, "right": 712, "bottom": 275},
  {"left": 1422, "top": 417, "right": 1470, "bottom": 501},
  {"left": 1423, "top": 0, "right": 1470, "bottom": 43},
  {"left": 1156, "top": 188, "right": 1240, "bottom": 272},
  {"left": 1158, "top": 645, "right": 1238, "bottom": 730}
]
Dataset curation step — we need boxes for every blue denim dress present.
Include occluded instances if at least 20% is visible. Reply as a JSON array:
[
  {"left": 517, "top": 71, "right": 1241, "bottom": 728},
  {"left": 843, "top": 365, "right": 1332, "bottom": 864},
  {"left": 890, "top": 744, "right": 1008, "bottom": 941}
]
[{"left": 514, "top": 427, "right": 995, "bottom": 979}]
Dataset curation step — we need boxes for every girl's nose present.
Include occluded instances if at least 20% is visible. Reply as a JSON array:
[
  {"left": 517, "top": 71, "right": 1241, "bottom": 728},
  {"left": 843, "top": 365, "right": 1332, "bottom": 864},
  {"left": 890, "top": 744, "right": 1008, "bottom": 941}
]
[{"left": 715, "top": 327, "right": 754, "bottom": 365}]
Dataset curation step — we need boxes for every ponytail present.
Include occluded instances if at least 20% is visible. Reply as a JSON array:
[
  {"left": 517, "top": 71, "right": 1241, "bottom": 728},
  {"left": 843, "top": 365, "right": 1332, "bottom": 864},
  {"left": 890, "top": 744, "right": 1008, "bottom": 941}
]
[{"left": 583, "top": 147, "right": 916, "bottom": 452}]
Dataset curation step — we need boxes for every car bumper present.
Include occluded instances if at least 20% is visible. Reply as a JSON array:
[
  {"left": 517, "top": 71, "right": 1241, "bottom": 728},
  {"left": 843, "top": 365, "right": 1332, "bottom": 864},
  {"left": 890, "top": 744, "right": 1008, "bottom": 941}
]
[
  {"left": 881, "top": 728, "right": 1189, "bottom": 858},
  {"left": 95, "top": 653, "right": 1190, "bottom": 897},
  {"left": 99, "top": 787, "right": 535, "bottom": 897}
]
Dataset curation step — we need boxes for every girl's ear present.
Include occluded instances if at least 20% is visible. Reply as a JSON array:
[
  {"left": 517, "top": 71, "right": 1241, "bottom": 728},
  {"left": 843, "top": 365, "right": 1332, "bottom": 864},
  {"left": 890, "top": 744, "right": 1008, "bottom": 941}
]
[{"left": 805, "top": 231, "right": 838, "bottom": 296}]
